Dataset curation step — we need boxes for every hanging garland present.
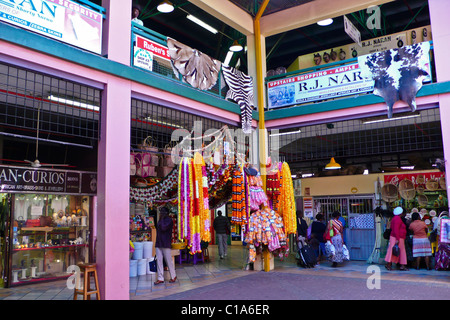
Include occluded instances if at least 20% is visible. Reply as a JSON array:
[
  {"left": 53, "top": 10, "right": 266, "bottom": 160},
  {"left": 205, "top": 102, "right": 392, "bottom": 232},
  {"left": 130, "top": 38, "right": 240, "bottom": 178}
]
[
  {"left": 231, "top": 164, "right": 246, "bottom": 225},
  {"left": 130, "top": 166, "right": 178, "bottom": 203},
  {"left": 278, "top": 162, "right": 297, "bottom": 236},
  {"left": 194, "top": 152, "right": 211, "bottom": 243},
  {"left": 266, "top": 165, "right": 281, "bottom": 212}
]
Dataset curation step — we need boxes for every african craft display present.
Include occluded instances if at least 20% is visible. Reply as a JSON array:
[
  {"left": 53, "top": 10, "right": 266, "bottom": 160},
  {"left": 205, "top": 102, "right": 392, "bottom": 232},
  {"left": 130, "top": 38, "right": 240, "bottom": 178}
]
[
  {"left": 167, "top": 38, "right": 221, "bottom": 91},
  {"left": 221, "top": 65, "right": 255, "bottom": 134}
]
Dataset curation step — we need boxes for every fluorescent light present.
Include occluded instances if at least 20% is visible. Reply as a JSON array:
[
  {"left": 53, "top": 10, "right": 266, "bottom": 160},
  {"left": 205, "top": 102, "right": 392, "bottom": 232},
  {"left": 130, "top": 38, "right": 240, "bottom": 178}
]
[
  {"left": 144, "top": 117, "right": 184, "bottom": 129},
  {"left": 317, "top": 18, "right": 333, "bottom": 26},
  {"left": 48, "top": 95, "right": 99, "bottom": 112},
  {"left": 269, "top": 129, "right": 301, "bottom": 137},
  {"left": 362, "top": 114, "right": 420, "bottom": 124},
  {"left": 224, "top": 51, "right": 234, "bottom": 66},
  {"left": 186, "top": 15, "right": 218, "bottom": 34},
  {"left": 157, "top": 1, "right": 174, "bottom": 13}
]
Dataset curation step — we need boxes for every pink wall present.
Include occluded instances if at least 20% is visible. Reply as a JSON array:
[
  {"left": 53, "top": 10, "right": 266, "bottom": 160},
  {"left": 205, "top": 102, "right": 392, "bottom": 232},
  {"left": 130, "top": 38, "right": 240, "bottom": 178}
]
[{"left": 429, "top": 0, "right": 450, "bottom": 194}]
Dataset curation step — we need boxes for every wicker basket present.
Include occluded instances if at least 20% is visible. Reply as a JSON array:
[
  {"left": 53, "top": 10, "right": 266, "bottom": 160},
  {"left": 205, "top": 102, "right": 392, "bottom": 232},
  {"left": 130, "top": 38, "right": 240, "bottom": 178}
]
[
  {"left": 426, "top": 179, "right": 439, "bottom": 191},
  {"left": 416, "top": 174, "right": 425, "bottom": 184},
  {"left": 417, "top": 194, "right": 428, "bottom": 206},
  {"left": 381, "top": 184, "right": 398, "bottom": 203},
  {"left": 439, "top": 177, "right": 446, "bottom": 190},
  {"left": 416, "top": 185, "right": 425, "bottom": 194},
  {"left": 398, "top": 179, "right": 415, "bottom": 200}
]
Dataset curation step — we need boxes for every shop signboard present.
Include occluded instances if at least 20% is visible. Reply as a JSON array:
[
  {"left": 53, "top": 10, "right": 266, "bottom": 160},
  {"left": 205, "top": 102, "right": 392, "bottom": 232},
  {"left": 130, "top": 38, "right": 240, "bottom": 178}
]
[
  {"left": 133, "top": 35, "right": 171, "bottom": 72},
  {"left": 267, "top": 63, "right": 374, "bottom": 109},
  {"left": 383, "top": 171, "right": 444, "bottom": 186},
  {"left": 0, "top": 0, "right": 103, "bottom": 54},
  {"left": 0, "top": 165, "right": 96, "bottom": 194}
]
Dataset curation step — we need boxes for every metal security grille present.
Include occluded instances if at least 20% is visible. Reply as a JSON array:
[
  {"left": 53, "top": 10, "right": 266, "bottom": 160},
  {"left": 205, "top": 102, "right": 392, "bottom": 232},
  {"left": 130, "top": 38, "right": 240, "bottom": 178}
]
[
  {"left": 0, "top": 62, "right": 101, "bottom": 145},
  {"left": 131, "top": 99, "right": 242, "bottom": 151},
  {"left": 270, "top": 108, "right": 443, "bottom": 174}
]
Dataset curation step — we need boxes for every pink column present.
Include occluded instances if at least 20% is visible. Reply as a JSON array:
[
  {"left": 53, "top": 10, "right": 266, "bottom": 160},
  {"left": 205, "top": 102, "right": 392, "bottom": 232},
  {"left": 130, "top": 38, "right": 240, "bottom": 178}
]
[
  {"left": 96, "top": 0, "right": 132, "bottom": 299},
  {"left": 429, "top": 0, "right": 450, "bottom": 193}
]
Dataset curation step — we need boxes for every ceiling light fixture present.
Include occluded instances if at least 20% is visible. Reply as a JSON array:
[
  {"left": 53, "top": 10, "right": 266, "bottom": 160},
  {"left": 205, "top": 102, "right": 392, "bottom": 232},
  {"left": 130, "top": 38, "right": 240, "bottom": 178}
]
[
  {"left": 229, "top": 40, "right": 243, "bottom": 52},
  {"left": 362, "top": 114, "right": 420, "bottom": 124},
  {"left": 186, "top": 14, "right": 218, "bottom": 34},
  {"left": 325, "top": 157, "right": 341, "bottom": 170},
  {"left": 269, "top": 129, "right": 301, "bottom": 137},
  {"left": 317, "top": 18, "right": 333, "bottom": 26},
  {"left": 48, "top": 95, "right": 99, "bottom": 112},
  {"left": 157, "top": 0, "right": 174, "bottom": 13}
]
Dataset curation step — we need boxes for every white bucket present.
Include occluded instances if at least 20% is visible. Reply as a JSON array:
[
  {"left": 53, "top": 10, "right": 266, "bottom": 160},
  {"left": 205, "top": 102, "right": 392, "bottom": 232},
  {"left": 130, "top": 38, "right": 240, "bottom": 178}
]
[
  {"left": 137, "top": 259, "right": 147, "bottom": 276},
  {"left": 129, "top": 260, "right": 137, "bottom": 277},
  {"left": 132, "top": 242, "right": 143, "bottom": 260},
  {"left": 143, "top": 241, "right": 153, "bottom": 259}
]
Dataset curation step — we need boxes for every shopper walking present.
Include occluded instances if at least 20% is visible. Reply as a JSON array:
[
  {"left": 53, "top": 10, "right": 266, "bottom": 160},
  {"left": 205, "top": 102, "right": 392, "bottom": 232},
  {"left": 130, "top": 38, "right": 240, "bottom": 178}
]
[
  {"left": 213, "top": 210, "right": 230, "bottom": 259},
  {"left": 154, "top": 207, "right": 177, "bottom": 285},
  {"left": 385, "top": 207, "right": 409, "bottom": 271},
  {"left": 325, "top": 211, "right": 344, "bottom": 267},
  {"left": 409, "top": 212, "right": 432, "bottom": 270},
  {"left": 310, "top": 213, "right": 327, "bottom": 263}
]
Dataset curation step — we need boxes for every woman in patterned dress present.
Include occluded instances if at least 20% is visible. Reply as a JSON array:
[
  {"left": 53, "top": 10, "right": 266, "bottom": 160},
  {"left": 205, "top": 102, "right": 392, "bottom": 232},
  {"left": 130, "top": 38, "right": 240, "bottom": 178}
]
[{"left": 326, "top": 211, "right": 344, "bottom": 267}]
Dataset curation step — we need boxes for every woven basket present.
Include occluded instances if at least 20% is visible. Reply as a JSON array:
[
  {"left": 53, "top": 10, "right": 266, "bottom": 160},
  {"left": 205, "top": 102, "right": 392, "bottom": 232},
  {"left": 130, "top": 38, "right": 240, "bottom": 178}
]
[
  {"left": 426, "top": 179, "right": 439, "bottom": 191},
  {"left": 416, "top": 174, "right": 425, "bottom": 184},
  {"left": 417, "top": 194, "right": 428, "bottom": 206},
  {"left": 398, "top": 179, "right": 415, "bottom": 200},
  {"left": 439, "top": 177, "right": 446, "bottom": 190},
  {"left": 381, "top": 184, "right": 398, "bottom": 203},
  {"left": 416, "top": 185, "right": 425, "bottom": 194}
]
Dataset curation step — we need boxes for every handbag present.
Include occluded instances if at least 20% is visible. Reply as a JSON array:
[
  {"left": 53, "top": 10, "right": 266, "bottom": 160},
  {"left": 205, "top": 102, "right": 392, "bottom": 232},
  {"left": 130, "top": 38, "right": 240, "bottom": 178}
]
[
  {"left": 392, "top": 243, "right": 400, "bottom": 257},
  {"left": 149, "top": 256, "right": 157, "bottom": 273},
  {"left": 342, "top": 244, "right": 350, "bottom": 260}
]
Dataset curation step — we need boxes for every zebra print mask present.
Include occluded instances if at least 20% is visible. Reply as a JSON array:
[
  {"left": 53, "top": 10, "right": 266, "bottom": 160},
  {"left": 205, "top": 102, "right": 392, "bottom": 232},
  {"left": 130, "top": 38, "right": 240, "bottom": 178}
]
[{"left": 222, "top": 65, "right": 254, "bottom": 134}]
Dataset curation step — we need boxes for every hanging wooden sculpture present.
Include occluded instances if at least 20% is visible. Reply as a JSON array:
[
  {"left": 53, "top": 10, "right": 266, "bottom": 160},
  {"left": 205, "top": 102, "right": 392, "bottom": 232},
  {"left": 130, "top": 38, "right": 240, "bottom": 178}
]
[{"left": 167, "top": 38, "right": 221, "bottom": 90}]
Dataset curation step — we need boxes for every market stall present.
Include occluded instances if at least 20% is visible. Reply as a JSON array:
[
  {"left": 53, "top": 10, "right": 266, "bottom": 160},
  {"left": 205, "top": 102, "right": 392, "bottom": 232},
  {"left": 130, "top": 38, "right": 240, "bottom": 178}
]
[{"left": 129, "top": 126, "right": 298, "bottom": 272}]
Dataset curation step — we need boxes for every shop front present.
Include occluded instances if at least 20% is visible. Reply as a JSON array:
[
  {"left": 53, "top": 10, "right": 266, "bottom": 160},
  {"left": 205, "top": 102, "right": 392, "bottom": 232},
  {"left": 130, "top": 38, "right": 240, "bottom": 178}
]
[
  {"left": 0, "top": 165, "right": 97, "bottom": 287},
  {"left": 298, "top": 169, "right": 447, "bottom": 263}
]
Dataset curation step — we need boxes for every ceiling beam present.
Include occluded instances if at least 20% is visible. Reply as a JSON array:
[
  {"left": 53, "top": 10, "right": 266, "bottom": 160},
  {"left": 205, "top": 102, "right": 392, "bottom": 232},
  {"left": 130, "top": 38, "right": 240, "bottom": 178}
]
[
  {"left": 259, "top": 0, "right": 395, "bottom": 37},
  {"left": 188, "top": 0, "right": 254, "bottom": 36}
]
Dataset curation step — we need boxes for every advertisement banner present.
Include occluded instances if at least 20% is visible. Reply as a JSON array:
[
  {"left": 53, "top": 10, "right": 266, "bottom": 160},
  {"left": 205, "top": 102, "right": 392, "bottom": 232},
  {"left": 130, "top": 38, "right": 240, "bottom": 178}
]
[
  {"left": 135, "top": 35, "right": 170, "bottom": 61},
  {"left": 0, "top": 0, "right": 103, "bottom": 54},
  {"left": 267, "top": 63, "right": 374, "bottom": 109}
]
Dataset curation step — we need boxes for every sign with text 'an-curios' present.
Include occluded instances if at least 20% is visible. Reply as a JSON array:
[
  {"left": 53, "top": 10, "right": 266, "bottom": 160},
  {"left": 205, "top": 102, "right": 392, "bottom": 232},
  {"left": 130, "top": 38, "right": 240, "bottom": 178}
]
[
  {"left": 0, "top": 0, "right": 103, "bottom": 54},
  {"left": 267, "top": 63, "right": 374, "bottom": 109},
  {"left": 0, "top": 166, "right": 97, "bottom": 195}
]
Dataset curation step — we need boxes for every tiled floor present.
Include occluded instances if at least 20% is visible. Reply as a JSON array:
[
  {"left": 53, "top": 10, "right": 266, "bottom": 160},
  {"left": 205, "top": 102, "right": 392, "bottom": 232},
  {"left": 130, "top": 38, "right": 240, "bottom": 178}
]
[{"left": 0, "top": 244, "right": 448, "bottom": 300}]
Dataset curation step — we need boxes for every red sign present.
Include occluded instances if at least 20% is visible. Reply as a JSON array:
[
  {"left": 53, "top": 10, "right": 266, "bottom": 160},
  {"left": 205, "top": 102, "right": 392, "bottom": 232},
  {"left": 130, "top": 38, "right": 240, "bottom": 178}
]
[
  {"left": 135, "top": 35, "right": 170, "bottom": 61},
  {"left": 384, "top": 172, "right": 445, "bottom": 186}
]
